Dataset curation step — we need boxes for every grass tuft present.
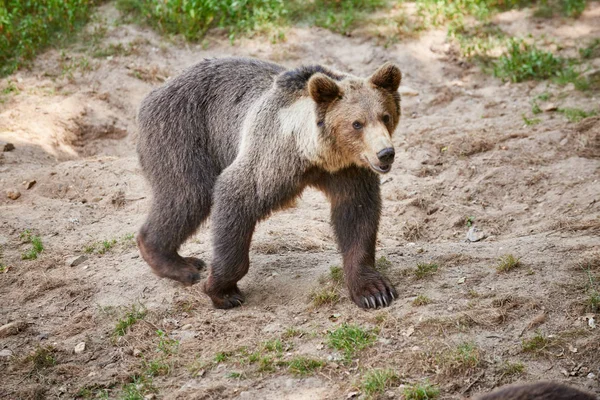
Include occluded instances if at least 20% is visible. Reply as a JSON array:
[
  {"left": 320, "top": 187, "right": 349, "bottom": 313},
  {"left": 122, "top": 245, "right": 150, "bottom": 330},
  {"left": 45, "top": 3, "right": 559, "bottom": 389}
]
[
  {"left": 287, "top": 356, "right": 325, "bottom": 376},
  {"left": 328, "top": 323, "right": 376, "bottom": 362},
  {"left": 415, "top": 263, "right": 439, "bottom": 279},
  {"left": 20, "top": 230, "right": 44, "bottom": 260},
  {"left": 329, "top": 265, "right": 344, "bottom": 284},
  {"left": 114, "top": 305, "right": 147, "bottom": 337},
  {"left": 436, "top": 342, "right": 481, "bottom": 375},
  {"left": 403, "top": 381, "right": 440, "bottom": 400},
  {"left": 522, "top": 330, "right": 550, "bottom": 352},
  {"left": 496, "top": 254, "right": 521, "bottom": 273},
  {"left": 558, "top": 107, "right": 598, "bottom": 123},
  {"left": 499, "top": 361, "right": 525, "bottom": 376},
  {"left": 310, "top": 287, "right": 340, "bottom": 307},
  {"left": 361, "top": 368, "right": 399, "bottom": 397},
  {"left": 375, "top": 256, "right": 393, "bottom": 271},
  {"left": 413, "top": 294, "right": 432, "bottom": 306},
  {"left": 27, "top": 346, "right": 57, "bottom": 370}
]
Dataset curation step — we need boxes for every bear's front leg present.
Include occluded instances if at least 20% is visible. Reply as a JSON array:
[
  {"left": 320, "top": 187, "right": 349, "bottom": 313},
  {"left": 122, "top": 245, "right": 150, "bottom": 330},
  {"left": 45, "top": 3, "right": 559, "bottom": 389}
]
[{"left": 316, "top": 167, "right": 397, "bottom": 309}]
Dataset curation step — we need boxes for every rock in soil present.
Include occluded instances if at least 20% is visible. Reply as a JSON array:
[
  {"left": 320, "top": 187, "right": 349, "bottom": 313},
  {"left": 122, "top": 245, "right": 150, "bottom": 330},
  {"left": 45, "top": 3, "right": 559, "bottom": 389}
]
[
  {"left": 0, "top": 349, "right": 13, "bottom": 357},
  {"left": 1, "top": 141, "right": 15, "bottom": 152},
  {"left": 0, "top": 321, "right": 27, "bottom": 338},
  {"left": 25, "top": 180, "right": 36, "bottom": 190},
  {"left": 6, "top": 189, "right": 21, "bottom": 200},
  {"left": 66, "top": 255, "right": 88, "bottom": 267},
  {"left": 74, "top": 342, "right": 86, "bottom": 354},
  {"left": 466, "top": 226, "right": 487, "bottom": 242}
]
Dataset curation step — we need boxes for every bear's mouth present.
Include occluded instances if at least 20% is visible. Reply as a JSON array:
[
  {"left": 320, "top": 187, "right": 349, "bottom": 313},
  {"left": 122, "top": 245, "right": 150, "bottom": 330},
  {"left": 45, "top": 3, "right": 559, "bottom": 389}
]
[{"left": 364, "top": 157, "right": 392, "bottom": 174}]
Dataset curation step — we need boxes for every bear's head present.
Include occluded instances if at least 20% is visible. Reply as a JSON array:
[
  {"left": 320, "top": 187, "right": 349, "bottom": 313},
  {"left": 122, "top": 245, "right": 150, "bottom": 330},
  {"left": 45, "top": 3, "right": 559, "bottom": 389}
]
[{"left": 308, "top": 63, "right": 402, "bottom": 174}]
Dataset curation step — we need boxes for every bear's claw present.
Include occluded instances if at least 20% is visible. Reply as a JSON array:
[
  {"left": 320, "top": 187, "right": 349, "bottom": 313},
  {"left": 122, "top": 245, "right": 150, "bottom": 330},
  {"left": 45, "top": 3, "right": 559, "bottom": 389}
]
[
  {"left": 204, "top": 282, "right": 245, "bottom": 309},
  {"left": 352, "top": 273, "right": 397, "bottom": 309}
]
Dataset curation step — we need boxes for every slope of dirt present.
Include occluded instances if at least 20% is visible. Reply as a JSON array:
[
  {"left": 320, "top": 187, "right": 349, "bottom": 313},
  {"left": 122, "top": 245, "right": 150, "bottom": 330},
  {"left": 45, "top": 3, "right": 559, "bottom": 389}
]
[{"left": 1, "top": 2, "right": 599, "bottom": 399}]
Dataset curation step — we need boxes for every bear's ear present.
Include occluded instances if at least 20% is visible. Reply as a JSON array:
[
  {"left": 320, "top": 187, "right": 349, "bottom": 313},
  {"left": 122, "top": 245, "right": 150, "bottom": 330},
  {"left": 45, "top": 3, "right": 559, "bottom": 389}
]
[
  {"left": 370, "top": 62, "right": 402, "bottom": 92},
  {"left": 308, "top": 73, "right": 341, "bottom": 104}
]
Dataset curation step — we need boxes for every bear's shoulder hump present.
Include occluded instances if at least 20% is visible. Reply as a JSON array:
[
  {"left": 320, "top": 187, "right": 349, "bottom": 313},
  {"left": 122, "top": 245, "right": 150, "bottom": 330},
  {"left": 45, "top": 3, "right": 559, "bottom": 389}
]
[{"left": 275, "top": 65, "right": 346, "bottom": 93}]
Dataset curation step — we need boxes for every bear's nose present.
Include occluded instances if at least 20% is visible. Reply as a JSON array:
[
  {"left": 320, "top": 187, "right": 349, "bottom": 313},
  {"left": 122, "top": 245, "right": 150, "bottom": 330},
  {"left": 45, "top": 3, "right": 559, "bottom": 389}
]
[{"left": 377, "top": 147, "right": 395, "bottom": 164}]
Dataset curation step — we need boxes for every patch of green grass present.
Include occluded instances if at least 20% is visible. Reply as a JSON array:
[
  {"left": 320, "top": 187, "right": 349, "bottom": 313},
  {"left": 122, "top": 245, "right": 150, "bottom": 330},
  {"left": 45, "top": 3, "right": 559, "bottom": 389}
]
[
  {"left": 310, "top": 287, "right": 340, "bottom": 307},
  {"left": 522, "top": 330, "right": 550, "bottom": 352},
  {"left": 451, "top": 21, "right": 507, "bottom": 60},
  {"left": 143, "top": 358, "right": 170, "bottom": 377},
  {"left": 117, "top": 0, "right": 289, "bottom": 42},
  {"left": 415, "top": 263, "right": 439, "bottom": 279},
  {"left": 156, "top": 329, "right": 179, "bottom": 355},
  {"left": 287, "top": 356, "right": 325, "bottom": 376},
  {"left": 114, "top": 305, "right": 147, "bottom": 337},
  {"left": 413, "top": 294, "right": 432, "bottom": 306},
  {"left": 283, "top": 327, "right": 303, "bottom": 338},
  {"left": 361, "top": 368, "right": 399, "bottom": 398},
  {"left": 262, "top": 339, "right": 284, "bottom": 353},
  {"left": 117, "top": 0, "right": 390, "bottom": 43},
  {"left": 493, "top": 38, "right": 564, "bottom": 83},
  {"left": 215, "top": 351, "right": 231, "bottom": 363},
  {"left": 534, "top": 0, "right": 588, "bottom": 18},
  {"left": 403, "top": 381, "right": 440, "bottom": 400},
  {"left": 329, "top": 265, "right": 344, "bottom": 284},
  {"left": 289, "top": 0, "right": 389, "bottom": 35},
  {"left": 579, "top": 38, "right": 600, "bottom": 59},
  {"left": 27, "top": 346, "right": 57, "bottom": 370},
  {"left": 20, "top": 230, "right": 44, "bottom": 260},
  {"left": 327, "top": 323, "right": 376, "bottom": 362},
  {"left": 99, "top": 239, "right": 117, "bottom": 254},
  {"left": 499, "top": 361, "right": 525, "bottom": 376},
  {"left": 0, "top": 0, "right": 101, "bottom": 77},
  {"left": 582, "top": 267, "right": 600, "bottom": 313},
  {"left": 466, "top": 216, "right": 475, "bottom": 227},
  {"left": 536, "top": 92, "right": 551, "bottom": 101},
  {"left": 92, "top": 43, "right": 135, "bottom": 58},
  {"left": 84, "top": 237, "right": 123, "bottom": 255},
  {"left": 522, "top": 114, "right": 541, "bottom": 126},
  {"left": 375, "top": 256, "right": 393, "bottom": 271},
  {"left": 120, "top": 375, "right": 157, "bottom": 400},
  {"left": 437, "top": 342, "right": 481, "bottom": 374},
  {"left": 227, "top": 371, "right": 245, "bottom": 379},
  {"left": 257, "top": 355, "right": 275, "bottom": 372},
  {"left": 496, "top": 254, "right": 521, "bottom": 273},
  {"left": 558, "top": 107, "right": 598, "bottom": 123}
]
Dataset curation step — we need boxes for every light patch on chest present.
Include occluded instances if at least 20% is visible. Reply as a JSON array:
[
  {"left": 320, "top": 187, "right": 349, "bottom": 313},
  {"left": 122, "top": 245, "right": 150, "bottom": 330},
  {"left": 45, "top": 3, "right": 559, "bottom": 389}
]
[
  {"left": 278, "top": 98, "right": 321, "bottom": 162},
  {"left": 278, "top": 98, "right": 352, "bottom": 172}
]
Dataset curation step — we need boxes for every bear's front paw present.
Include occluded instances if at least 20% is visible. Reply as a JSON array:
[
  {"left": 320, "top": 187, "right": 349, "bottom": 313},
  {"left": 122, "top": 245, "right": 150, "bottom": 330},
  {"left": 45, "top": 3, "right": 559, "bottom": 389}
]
[
  {"left": 203, "top": 281, "right": 245, "bottom": 309},
  {"left": 349, "top": 271, "right": 397, "bottom": 309}
]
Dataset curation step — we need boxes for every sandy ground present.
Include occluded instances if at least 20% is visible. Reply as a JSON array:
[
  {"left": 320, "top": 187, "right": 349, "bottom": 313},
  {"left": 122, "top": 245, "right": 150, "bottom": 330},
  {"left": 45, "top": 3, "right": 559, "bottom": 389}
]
[{"left": 1, "top": 2, "right": 599, "bottom": 399}]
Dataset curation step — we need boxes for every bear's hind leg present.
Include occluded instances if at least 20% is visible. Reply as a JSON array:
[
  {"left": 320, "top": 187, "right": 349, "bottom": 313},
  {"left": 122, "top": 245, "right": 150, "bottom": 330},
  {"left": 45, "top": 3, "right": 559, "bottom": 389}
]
[{"left": 138, "top": 189, "right": 213, "bottom": 286}]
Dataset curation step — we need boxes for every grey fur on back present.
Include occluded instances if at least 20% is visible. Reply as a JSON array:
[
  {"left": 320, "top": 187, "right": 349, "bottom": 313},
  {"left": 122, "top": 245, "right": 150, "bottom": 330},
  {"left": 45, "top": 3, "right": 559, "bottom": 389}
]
[{"left": 138, "top": 57, "right": 284, "bottom": 181}]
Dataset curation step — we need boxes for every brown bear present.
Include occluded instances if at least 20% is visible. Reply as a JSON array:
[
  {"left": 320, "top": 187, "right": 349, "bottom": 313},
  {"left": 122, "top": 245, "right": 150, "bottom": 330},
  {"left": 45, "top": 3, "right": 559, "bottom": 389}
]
[
  {"left": 474, "top": 381, "right": 597, "bottom": 400},
  {"left": 136, "top": 57, "right": 402, "bottom": 309}
]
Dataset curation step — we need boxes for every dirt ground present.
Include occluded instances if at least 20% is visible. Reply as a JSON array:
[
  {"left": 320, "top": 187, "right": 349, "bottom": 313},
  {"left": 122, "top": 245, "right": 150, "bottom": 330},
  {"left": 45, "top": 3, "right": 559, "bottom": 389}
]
[{"left": 1, "top": 2, "right": 599, "bottom": 399}]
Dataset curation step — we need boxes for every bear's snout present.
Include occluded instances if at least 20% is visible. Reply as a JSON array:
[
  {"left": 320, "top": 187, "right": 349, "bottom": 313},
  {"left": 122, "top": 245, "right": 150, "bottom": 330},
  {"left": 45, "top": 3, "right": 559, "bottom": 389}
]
[{"left": 376, "top": 147, "right": 395, "bottom": 165}]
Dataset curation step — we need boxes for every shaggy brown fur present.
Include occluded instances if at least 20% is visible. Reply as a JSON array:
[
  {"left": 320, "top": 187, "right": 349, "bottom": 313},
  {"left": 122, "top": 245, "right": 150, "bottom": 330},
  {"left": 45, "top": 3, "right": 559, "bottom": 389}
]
[
  {"left": 136, "top": 57, "right": 402, "bottom": 309},
  {"left": 475, "top": 382, "right": 597, "bottom": 400}
]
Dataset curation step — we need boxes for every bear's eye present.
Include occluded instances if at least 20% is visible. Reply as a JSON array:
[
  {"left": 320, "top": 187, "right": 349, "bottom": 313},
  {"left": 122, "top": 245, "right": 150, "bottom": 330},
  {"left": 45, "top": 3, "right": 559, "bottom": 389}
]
[
  {"left": 382, "top": 114, "right": 391, "bottom": 124},
  {"left": 352, "top": 121, "right": 363, "bottom": 130}
]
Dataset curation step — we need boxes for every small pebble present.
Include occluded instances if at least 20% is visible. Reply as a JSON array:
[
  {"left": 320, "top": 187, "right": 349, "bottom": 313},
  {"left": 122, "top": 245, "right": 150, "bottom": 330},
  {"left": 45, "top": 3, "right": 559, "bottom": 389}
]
[
  {"left": 0, "top": 349, "right": 13, "bottom": 357},
  {"left": 74, "top": 342, "right": 86, "bottom": 354},
  {"left": 6, "top": 189, "right": 21, "bottom": 200}
]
